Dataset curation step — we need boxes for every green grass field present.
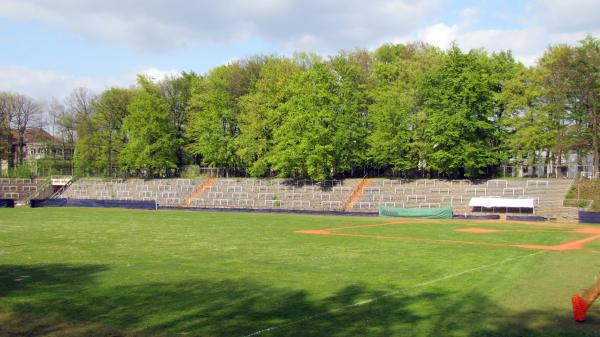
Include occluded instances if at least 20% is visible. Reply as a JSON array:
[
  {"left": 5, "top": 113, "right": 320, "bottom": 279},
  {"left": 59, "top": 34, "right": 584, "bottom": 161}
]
[{"left": 1, "top": 208, "right": 600, "bottom": 337}]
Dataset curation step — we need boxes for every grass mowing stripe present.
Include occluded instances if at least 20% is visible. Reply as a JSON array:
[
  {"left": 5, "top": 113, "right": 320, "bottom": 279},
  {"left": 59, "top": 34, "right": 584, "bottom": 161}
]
[
  {"left": 242, "top": 251, "right": 544, "bottom": 337},
  {"left": 0, "top": 239, "right": 75, "bottom": 249}
]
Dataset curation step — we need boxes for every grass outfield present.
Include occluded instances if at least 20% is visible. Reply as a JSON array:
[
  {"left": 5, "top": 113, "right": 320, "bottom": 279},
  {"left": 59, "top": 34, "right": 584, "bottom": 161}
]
[{"left": 0, "top": 208, "right": 599, "bottom": 337}]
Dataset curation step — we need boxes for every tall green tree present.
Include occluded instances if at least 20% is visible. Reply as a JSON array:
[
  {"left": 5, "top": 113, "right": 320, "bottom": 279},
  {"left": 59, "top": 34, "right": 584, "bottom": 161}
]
[
  {"left": 159, "top": 72, "right": 198, "bottom": 167},
  {"left": 187, "top": 65, "right": 242, "bottom": 168},
  {"left": 368, "top": 43, "right": 443, "bottom": 172},
  {"left": 419, "top": 46, "right": 515, "bottom": 177},
  {"left": 73, "top": 133, "right": 105, "bottom": 175},
  {"left": 268, "top": 63, "right": 338, "bottom": 180},
  {"left": 236, "top": 58, "right": 301, "bottom": 176},
  {"left": 501, "top": 67, "right": 553, "bottom": 174},
  {"left": 73, "top": 88, "right": 133, "bottom": 176},
  {"left": 328, "top": 51, "right": 371, "bottom": 175},
  {"left": 93, "top": 88, "right": 134, "bottom": 175},
  {"left": 187, "top": 58, "right": 267, "bottom": 170},
  {"left": 536, "top": 44, "right": 577, "bottom": 176},
  {"left": 120, "top": 77, "right": 178, "bottom": 177},
  {"left": 573, "top": 36, "right": 600, "bottom": 175}
]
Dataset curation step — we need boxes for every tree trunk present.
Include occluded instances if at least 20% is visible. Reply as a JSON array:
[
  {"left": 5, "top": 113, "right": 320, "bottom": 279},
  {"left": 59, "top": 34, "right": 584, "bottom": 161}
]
[
  {"left": 545, "top": 150, "right": 551, "bottom": 178},
  {"left": 556, "top": 148, "right": 563, "bottom": 178},
  {"left": 18, "top": 136, "right": 24, "bottom": 165},
  {"left": 107, "top": 133, "right": 113, "bottom": 177},
  {"left": 576, "top": 149, "right": 584, "bottom": 179},
  {"left": 591, "top": 111, "right": 600, "bottom": 178}
]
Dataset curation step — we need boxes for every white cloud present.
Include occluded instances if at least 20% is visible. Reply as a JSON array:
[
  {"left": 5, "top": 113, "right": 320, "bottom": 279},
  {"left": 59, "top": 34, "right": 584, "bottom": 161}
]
[
  {"left": 0, "top": 0, "right": 441, "bottom": 52},
  {"left": 415, "top": 2, "right": 600, "bottom": 67},
  {"left": 0, "top": 65, "right": 179, "bottom": 100},
  {"left": 419, "top": 23, "right": 459, "bottom": 50},
  {"left": 139, "top": 68, "right": 181, "bottom": 82},
  {"left": 419, "top": 22, "right": 550, "bottom": 66}
]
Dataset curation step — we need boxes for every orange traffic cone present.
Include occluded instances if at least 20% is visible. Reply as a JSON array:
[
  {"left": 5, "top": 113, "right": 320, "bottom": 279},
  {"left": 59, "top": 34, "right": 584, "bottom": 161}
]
[
  {"left": 572, "top": 294, "right": 589, "bottom": 322},
  {"left": 572, "top": 278, "right": 600, "bottom": 323}
]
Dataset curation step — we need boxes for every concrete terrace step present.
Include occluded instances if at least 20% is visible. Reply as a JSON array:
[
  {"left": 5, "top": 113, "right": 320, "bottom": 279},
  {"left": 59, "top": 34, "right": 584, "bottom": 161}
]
[{"left": 55, "top": 178, "right": 579, "bottom": 221}]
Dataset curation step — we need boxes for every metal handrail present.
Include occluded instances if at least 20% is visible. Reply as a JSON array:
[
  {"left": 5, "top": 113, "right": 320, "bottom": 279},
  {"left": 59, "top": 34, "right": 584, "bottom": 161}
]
[
  {"left": 49, "top": 177, "right": 75, "bottom": 199},
  {"left": 22, "top": 177, "right": 52, "bottom": 206}
]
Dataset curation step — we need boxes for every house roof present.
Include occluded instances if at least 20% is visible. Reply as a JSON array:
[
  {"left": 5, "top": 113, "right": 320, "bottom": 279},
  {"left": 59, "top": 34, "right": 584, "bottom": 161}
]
[{"left": 10, "top": 128, "right": 58, "bottom": 144}]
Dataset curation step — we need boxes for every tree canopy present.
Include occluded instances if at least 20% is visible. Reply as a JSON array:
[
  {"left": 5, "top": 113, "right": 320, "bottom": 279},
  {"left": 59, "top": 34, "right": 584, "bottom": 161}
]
[{"left": 8, "top": 36, "right": 597, "bottom": 180}]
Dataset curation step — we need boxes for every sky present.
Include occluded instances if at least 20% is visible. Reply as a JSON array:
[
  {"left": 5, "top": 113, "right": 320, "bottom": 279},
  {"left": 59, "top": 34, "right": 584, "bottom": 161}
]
[{"left": 0, "top": 0, "right": 599, "bottom": 101}]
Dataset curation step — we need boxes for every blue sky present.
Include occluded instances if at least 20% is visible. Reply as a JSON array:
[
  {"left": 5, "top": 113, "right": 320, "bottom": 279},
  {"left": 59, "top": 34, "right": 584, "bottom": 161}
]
[{"left": 0, "top": 0, "right": 598, "bottom": 100}]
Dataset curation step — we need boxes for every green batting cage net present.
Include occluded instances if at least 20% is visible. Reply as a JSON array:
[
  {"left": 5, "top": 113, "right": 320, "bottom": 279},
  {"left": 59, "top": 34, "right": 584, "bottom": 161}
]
[{"left": 379, "top": 206, "right": 453, "bottom": 219}]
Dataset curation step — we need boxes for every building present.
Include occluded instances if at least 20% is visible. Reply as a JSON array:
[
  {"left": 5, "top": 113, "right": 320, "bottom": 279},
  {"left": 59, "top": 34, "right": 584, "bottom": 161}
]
[
  {"left": 1, "top": 128, "right": 73, "bottom": 173},
  {"left": 503, "top": 150, "right": 596, "bottom": 179}
]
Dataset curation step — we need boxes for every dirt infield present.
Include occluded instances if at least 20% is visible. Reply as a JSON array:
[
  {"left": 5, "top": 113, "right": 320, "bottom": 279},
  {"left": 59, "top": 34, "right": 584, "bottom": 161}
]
[{"left": 295, "top": 219, "right": 600, "bottom": 252}]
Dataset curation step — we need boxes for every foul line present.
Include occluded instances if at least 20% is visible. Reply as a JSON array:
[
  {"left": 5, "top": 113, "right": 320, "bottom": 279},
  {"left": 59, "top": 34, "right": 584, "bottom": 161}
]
[{"left": 242, "top": 251, "right": 544, "bottom": 337}]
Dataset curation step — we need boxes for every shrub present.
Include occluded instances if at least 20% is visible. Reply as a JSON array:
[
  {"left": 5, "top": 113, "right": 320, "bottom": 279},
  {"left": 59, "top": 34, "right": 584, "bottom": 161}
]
[{"left": 8, "top": 165, "right": 36, "bottom": 179}]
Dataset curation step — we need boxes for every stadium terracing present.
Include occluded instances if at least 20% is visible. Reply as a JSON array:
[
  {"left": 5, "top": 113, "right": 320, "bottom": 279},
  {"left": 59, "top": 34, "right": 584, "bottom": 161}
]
[{"left": 0, "top": 177, "right": 569, "bottom": 221}]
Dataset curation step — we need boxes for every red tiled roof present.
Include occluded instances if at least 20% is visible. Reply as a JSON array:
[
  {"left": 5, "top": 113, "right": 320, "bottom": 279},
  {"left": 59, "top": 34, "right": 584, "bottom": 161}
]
[{"left": 10, "top": 128, "right": 57, "bottom": 144}]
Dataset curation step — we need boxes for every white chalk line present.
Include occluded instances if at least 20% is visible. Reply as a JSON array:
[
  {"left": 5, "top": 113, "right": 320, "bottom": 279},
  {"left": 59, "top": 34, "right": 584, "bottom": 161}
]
[{"left": 242, "top": 251, "right": 544, "bottom": 337}]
